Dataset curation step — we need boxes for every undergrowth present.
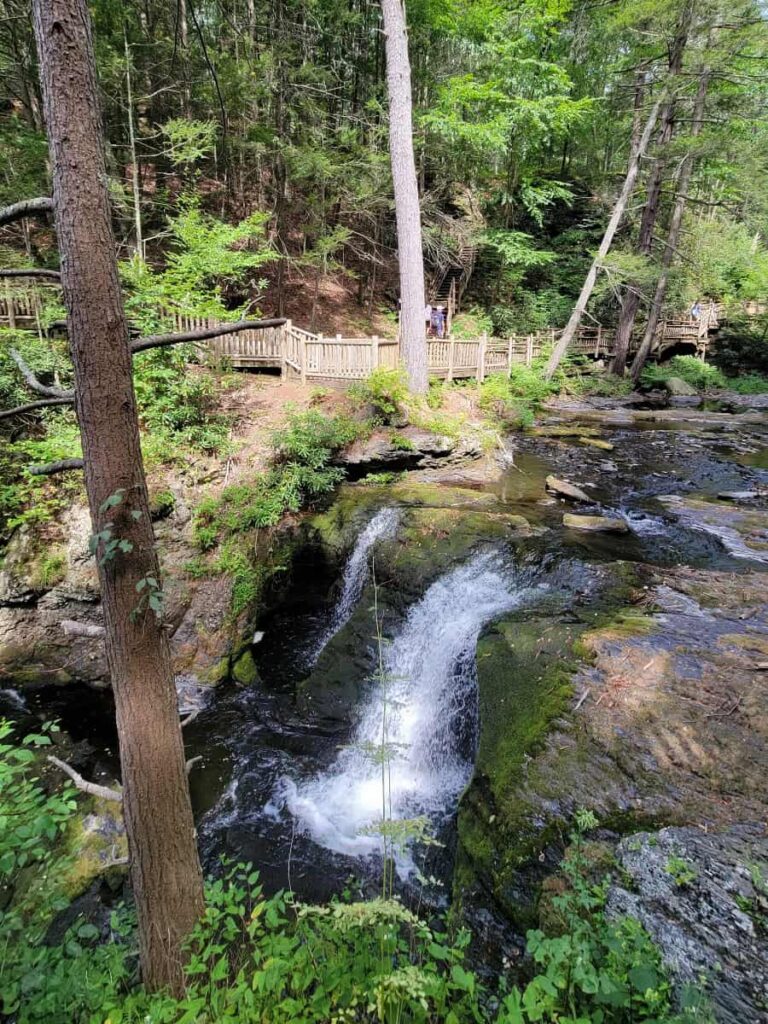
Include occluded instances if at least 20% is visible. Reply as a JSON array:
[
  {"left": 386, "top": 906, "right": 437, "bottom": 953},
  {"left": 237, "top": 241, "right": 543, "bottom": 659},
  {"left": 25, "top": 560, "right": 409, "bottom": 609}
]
[
  {"left": 0, "top": 723, "right": 714, "bottom": 1024},
  {"left": 191, "top": 409, "right": 364, "bottom": 615}
]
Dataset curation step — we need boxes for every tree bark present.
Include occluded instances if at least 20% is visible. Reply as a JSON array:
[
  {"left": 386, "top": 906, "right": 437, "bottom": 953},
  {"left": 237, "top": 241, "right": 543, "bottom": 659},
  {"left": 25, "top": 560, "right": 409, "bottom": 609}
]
[
  {"left": 381, "top": 0, "right": 427, "bottom": 393},
  {"left": 32, "top": 0, "right": 204, "bottom": 996},
  {"left": 611, "top": 6, "right": 693, "bottom": 375},
  {"left": 544, "top": 98, "right": 661, "bottom": 379},
  {"left": 631, "top": 69, "right": 710, "bottom": 383}
]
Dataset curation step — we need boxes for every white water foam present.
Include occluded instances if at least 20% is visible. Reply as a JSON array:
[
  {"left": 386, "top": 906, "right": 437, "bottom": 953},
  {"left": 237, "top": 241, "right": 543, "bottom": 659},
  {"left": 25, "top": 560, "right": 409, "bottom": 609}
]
[
  {"left": 313, "top": 506, "right": 399, "bottom": 659},
  {"left": 280, "top": 550, "right": 545, "bottom": 867}
]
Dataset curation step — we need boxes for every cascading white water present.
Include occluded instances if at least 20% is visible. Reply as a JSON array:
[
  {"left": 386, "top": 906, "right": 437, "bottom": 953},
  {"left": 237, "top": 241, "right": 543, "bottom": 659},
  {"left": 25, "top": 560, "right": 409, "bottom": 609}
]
[
  {"left": 313, "top": 506, "right": 399, "bottom": 658},
  {"left": 281, "top": 550, "right": 545, "bottom": 866}
]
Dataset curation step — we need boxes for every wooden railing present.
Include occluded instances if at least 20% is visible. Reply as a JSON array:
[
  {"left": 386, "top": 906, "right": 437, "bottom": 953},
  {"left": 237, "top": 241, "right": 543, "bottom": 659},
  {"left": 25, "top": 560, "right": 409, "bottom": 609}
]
[{"left": 0, "top": 292, "right": 728, "bottom": 386}]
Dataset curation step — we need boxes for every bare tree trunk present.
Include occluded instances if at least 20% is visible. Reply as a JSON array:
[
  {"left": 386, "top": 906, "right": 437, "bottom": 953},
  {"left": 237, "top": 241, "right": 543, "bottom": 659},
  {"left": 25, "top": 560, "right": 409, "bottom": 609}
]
[
  {"left": 631, "top": 69, "right": 710, "bottom": 383},
  {"left": 381, "top": 0, "right": 427, "bottom": 393},
  {"left": 32, "top": 0, "right": 204, "bottom": 995},
  {"left": 611, "top": 7, "right": 693, "bottom": 375},
  {"left": 124, "top": 30, "right": 143, "bottom": 257},
  {"left": 544, "top": 98, "right": 661, "bottom": 379}
]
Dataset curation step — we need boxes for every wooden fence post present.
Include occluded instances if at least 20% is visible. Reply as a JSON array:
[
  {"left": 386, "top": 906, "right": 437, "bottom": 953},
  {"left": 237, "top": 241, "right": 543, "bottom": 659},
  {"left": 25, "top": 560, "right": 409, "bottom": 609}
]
[
  {"left": 5, "top": 281, "right": 15, "bottom": 330},
  {"left": 302, "top": 332, "right": 311, "bottom": 385},
  {"left": 526, "top": 334, "right": 533, "bottom": 366},
  {"left": 478, "top": 333, "right": 487, "bottom": 382},
  {"left": 371, "top": 335, "right": 379, "bottom": 370},
  {"left": 507, "top": 337, "right": 513, "bottom": 374},
  {"left": 281, "top": 320, "right": 291, "bottom": 378},
  {"left": 447, "top": 337, "right": 455, "bottom": 381}
]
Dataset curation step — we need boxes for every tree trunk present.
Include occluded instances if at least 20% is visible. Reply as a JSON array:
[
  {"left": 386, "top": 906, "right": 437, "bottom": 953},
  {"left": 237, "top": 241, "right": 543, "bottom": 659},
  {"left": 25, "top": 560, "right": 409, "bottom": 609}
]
[
  {"left": 381, "top": 0, "right": 427, "bottom": 393},
  {"left": 32, "top": 0, "right": 204, "bottom": 995},
  {"left": 124, "top": 30, "right": 143, "bottom": 257},
  {"left": 611, "top": 8, "right": 693, "bottom": 376},
  {"left": 631, "top": 69, "right": 710, "bottom": 383},
  {"left": 544, "top": 98, "right": 661, "bottom": 379}
]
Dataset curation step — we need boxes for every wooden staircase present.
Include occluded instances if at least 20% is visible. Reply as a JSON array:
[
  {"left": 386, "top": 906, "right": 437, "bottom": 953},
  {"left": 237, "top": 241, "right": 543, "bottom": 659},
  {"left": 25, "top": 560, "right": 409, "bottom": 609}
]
[{"left": 430, "top": 245, "right": 478, "bottom": 332}]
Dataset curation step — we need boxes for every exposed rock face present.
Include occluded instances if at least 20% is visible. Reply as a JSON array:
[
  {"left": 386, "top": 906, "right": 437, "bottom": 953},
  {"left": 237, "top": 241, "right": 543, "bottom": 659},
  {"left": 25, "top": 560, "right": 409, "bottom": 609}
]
[
  {"left": 608, "top": 826, "right": 768, "bottom": 1024},
  {"left": 336, "top": 426, "right": 482, "bottom": 475},
  {"left": 563, "top": 512, "right": 629, "bottom": 533},
  {"left": 458, "top": 568, "right": 768, "bottom": 959},
  {"left": 545, "top": 475, "right": 591, "bottom": 502}
]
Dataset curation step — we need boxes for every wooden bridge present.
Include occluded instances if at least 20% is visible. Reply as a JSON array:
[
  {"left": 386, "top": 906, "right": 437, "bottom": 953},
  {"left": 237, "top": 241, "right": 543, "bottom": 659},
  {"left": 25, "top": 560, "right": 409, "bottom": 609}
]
[{"left": 0, "top": 283, "right": 721, "bottom": 386}]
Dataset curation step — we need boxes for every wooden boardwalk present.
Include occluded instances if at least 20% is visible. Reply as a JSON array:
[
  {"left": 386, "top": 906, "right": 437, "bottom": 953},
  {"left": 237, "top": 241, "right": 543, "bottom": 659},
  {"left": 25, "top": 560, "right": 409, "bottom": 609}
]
[{"left": 0, "top": 285, "right": 719, "bottom": 386}]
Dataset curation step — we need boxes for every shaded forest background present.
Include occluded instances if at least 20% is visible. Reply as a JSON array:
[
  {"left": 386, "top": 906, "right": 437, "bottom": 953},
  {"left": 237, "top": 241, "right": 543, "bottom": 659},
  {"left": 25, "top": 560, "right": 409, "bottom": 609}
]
[{"left": 2, "top": 0, "right": 767, "bottom": 339}]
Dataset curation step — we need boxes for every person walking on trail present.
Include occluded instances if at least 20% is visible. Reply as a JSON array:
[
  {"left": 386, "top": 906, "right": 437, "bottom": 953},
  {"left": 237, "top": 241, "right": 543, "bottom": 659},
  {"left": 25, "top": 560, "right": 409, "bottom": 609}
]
[
  {"left": 425, "top": 302, "right": 432, "bottom": 336},
  {"left": 690, "top": 300, "right": 701, "bottom": 321},
  {"left": 435, "top": 305, "right": 446, "bottom": 339}
]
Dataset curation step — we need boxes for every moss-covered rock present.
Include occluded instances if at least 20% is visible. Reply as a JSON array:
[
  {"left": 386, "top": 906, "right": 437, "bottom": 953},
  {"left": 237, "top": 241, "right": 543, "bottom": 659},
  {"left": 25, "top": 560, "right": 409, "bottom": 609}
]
[{"left": 232, "top": 648, "right": 260, "bottom": 686}]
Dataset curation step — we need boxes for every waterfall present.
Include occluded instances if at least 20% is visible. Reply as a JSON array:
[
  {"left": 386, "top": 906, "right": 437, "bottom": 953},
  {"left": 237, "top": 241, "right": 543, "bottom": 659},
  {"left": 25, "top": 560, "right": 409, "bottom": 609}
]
[
  {"left": 280, "top": 550, "right": 545, "bottom": 866},
  {"left": 313, "top": 506, "right": 399, "bottom": 658}
]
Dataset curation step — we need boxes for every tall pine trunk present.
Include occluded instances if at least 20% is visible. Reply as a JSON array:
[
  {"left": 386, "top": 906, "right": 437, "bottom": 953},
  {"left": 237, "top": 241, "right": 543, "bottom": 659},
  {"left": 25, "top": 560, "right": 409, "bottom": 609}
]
[
  {"left": 611, "top": 4, "right": 693, "bottom": 376},
  {"left": 381, "top": 0, "right": 427, "bottom": 394},
  {"left": 544, "top": 98, "right": 661, "bottom": 379},
  {"left": 32, "top": 0, "right": 204, "bottom": 994},
  {"left": 631, "top": 68, "right": 710, "bottom": 382}
]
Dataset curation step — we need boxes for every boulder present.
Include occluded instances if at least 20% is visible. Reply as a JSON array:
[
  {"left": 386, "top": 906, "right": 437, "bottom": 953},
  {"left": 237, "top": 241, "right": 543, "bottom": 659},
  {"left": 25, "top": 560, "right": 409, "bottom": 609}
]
[
  {"left": 545, "top": 475, "right": 590, "bottom": 502},
  {"left": 563, "top": 513, "right": 629, "bottom": 533},
  {"left": 663, "top": 376, "right": 698, "bottom": 397},
  {"left": 337, "top": 427, "right": 481, "bottom": 476},
  {"left": 607, "top": 825, "right": 768, "bottom": 1024}
]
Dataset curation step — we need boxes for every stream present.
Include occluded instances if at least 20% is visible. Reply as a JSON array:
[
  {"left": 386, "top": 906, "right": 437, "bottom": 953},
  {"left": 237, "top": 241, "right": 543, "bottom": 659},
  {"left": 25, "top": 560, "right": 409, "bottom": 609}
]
[{"left": 4, "top": 411, "right": 768, "bottom": 916}]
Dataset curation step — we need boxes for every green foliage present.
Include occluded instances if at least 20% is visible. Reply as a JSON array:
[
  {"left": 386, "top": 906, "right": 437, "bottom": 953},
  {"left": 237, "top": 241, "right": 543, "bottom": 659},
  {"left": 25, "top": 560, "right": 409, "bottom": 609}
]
[
  {"left": 349, "top": 367, "right": 409, "bottom": 424},
  {"left": 160, "top": 118, "right": 218, "bottom": 166},
  {"left": 192, "top": 411, "right": 360, "bottom": 561},
  {"left": 664, "top": 856, "right": 697, "bottom": 888},
  {"left": 478, "top": 360, "right": 561, "bottom": 428},
  {"left": 497, "top": 817, "right": 705, "bottom": 1024},
  {"left": 133, "top": 347, "right": 233, "bottom": 458},
  {"left": 639, "top": 356, "right": 727, "bottom": 393},
  {"left": 120, "top": 201, "right": 273, "bottom": 329},
  {"left": 711, "top": 317, "right": 768, "bottom": 379}
]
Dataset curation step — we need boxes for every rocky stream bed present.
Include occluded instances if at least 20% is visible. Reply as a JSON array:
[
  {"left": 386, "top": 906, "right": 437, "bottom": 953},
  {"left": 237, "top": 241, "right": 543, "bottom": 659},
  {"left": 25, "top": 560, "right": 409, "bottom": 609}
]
[{"left": 2, "top": 399, "right": 768, "bottom": 1021}]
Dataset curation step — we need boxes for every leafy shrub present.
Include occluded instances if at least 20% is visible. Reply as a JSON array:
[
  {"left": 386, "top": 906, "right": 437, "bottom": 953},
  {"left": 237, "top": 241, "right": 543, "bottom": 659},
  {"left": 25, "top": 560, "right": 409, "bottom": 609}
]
[
  {"left": 639, "top": 356, "right": 726, "bottom": 392},
  {"left": 193, "top": 410, "right": 362, "bottom": 555},
  {"left": 133, "top": 347, "right": 232, "bottom": 457},
  {"left": 349, "top": 367, "right": 409, "bottom": 424}
]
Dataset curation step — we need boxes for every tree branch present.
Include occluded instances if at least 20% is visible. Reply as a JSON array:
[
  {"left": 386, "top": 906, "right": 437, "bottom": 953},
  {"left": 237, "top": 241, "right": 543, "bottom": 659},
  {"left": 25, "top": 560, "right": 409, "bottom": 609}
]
[
  {"left": 10, "top": 348, "right": 74, "bottom": 399},
  {"left": 47, "top": 755, "right": 123, "bottom": 802},
  {"left": 0, "top": 268, "right": 61, "bottom": 281},
  {"left": 0, "top": 197, "right": 54, "bottom": 227},
  {"left": 130, "top": 317, "right": 287, "bottom": 354},
  {"left": 30, "top": 457, "right": 84, "bottom": 475},
  {"left": 0, "top": 396, "right": 74, "bottom": 421}
]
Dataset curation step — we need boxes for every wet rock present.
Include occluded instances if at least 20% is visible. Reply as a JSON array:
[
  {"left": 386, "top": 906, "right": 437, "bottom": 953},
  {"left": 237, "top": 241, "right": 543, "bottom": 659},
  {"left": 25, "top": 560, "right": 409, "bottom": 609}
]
[
  {"left": 545, "top": 475, "right": 591, "bottom": 502},
  {"left": 232, "top": 648, "right": 260, "bottom": 686},
  {"left": 717, "top": 490, "right": 762, "bottom": 501},
  {"left": 337, "top": 427, "right": 481, "bottom": 475},
  {"left": 579, "top": 436, "right": 614, "bottom": 451},
  {"left": 607, "top": 825, "right": 768, "bottom": 1023},
  {"left": 663, "top": 377, "right": 699, "bottom": 397},
  {"left": 563, "top": 513, "right": 629, "bottom": 533},
  {"left": 658, "top": 495, "right": 768, "bottom": 563}
]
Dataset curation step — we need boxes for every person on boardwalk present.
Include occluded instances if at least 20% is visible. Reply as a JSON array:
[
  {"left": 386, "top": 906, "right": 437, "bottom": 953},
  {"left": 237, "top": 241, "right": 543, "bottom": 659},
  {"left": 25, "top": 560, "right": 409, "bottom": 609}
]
[
  {"left": 435, "top": 305, "right": 446, "bottom": 339},
  {"left": 690, "top": 299, "right": 701, "bottom": 321},
  {"left": 425, "top": 302, "right": 432, "bottom": 336}
]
